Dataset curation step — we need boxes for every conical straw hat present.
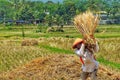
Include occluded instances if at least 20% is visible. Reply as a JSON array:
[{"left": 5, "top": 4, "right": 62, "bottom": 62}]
[{"left": 72, "top": 38, "right": 83, "bottom": 49}]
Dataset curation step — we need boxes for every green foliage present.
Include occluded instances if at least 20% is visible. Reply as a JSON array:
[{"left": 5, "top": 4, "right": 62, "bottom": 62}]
[
  {"left": 0, "top": 0, "right": 119, "bottom": 26},
  {"left": 36, "top": 24, "right": 44, "bottom": 32}
]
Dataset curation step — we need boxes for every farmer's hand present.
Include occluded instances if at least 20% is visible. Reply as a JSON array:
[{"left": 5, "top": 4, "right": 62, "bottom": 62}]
[
  {"left": 90, "top": 34, "right": 94, "bottom": 39},
  {"left": 90, "top": 34, "right": 96, "bottom": 42},
  {"left": 82, "top": 40, "right": 85, "bottom": 44},
  {"left": 83, "top": 34, "right": 88, "bottom": 40}
]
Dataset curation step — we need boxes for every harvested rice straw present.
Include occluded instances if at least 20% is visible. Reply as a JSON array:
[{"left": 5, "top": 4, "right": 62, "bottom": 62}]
[{"left": 74, "top": 11, "right": 99, "bottom": 53}]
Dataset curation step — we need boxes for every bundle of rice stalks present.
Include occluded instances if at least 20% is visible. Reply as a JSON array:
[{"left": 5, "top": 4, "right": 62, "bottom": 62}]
[
  {"left": 74, "top": 11, "right": 99, "bottom": 52},
  {"left": 21, "top": 39, "right": 38, "bottom": 46}
]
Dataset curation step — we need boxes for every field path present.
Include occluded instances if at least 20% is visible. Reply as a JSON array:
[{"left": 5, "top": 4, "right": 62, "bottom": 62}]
[{"left": 0, "top": 54, "right": 120, "bottom": 80}]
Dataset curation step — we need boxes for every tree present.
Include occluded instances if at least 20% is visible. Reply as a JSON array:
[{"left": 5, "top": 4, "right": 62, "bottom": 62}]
[
  {"left": 54, "top": 14, "right": 63, "bottom": 26},
  {"left": 0, "top": 0, "right": 11, "bottom": 24},
  {"left": 101, "top": 0, "right": 120, "bottom": 19},
  {"left": 74, "top": 0, "right": 88, "bottom": 12},
  {"left": 0, "top": 0, "right": 119, "bottom": 26},
  {"left": 45, "top": 14, "right": 53, "bottom": 27},
  {"left": 87, "top": 0, "right": 103, "bottom": 12},
  {"left": 110, "top": 0, "right": 120, "bottom": 19},
  {"left": 63, "top": 0, "right": 76, "bottom": 24}
]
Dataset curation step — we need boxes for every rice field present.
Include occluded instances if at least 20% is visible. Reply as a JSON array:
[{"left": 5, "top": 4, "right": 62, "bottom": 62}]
[
  {"left": 0, "top": 24, "right": 120, "bottom": 39},
  {"left": 0, "top": 24, "right": 120, "bottom": 80}
]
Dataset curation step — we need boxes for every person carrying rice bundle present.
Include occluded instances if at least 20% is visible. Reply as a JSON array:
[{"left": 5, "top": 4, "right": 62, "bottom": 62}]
[{"left": 73, "top": 11, "right": 99, "bottom": 80}]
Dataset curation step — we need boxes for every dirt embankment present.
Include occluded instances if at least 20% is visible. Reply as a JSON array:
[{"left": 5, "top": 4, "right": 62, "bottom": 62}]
[{"left": 0, "top": 54, "right": 120, "bottom": 80}]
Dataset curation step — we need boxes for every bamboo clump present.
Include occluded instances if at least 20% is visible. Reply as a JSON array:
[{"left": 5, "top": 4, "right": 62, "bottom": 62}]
[{"left": 74, "top": 11, "right": 99, "bottom": 52}]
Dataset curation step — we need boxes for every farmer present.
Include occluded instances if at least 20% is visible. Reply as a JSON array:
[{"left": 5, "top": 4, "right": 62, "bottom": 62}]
[{"left": 72, "top": 37, "right": 99, "bottom": 80}]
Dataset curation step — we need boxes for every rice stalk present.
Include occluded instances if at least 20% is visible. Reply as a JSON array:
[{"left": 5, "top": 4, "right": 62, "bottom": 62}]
[{"left": 74, "top": 11, "right": 99, "bottom": 52}]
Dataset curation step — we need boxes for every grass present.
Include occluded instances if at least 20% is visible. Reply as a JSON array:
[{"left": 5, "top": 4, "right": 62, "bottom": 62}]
[
  {"left": 95, "top": 32, "right": 120, "bottom": 38},
  {"left": 40, "top": 45, "right": 73, "bottom": 54},
  {"left": 0, "top": 24, "right": 120, "bottom": 39},
  {"left": 97, "top": 57, "right": 120, "bottom": 70}
]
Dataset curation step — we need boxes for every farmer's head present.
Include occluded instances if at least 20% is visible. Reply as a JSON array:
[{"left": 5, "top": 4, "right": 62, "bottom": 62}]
[{"left": 72, "top": 38, "right": 83, "bottom": 49}]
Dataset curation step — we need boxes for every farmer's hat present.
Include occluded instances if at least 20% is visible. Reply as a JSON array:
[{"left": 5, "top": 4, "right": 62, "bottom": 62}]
[{"left": 72, "top": 38, "right": 83, "bottom": 49}]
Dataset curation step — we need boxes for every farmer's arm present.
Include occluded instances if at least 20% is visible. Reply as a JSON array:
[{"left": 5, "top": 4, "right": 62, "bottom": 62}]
[
  {"left": 94, "top": 41, "right": 99, "bottom": 53},
  {"left": 75, "top": 43, "right": 85, "bottom": 57}
]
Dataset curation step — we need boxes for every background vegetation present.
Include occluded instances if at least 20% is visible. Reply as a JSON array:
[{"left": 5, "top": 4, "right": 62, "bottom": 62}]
[{"left": 0, "top": 0, "right": 120, "bottom": 26}]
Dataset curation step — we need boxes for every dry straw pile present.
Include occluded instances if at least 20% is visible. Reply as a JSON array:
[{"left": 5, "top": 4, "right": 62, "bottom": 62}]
[
  {"left": 74, "top": 11, "right": 99, "bottom": 52},
  {"left": 1, "top": 54, "right": 119, "bottom": 80},
  {"left": 21, "top": 39, "right": 38, "bottom": 46}
]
